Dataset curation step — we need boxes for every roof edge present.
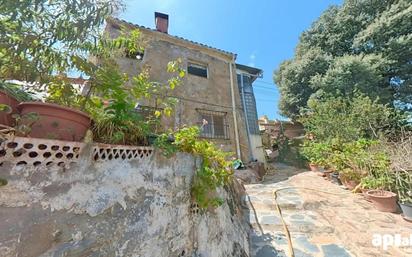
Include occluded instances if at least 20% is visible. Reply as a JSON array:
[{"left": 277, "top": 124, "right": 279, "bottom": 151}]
[{"left": 107, "top": 17, "right": 237, "bottom": 60}]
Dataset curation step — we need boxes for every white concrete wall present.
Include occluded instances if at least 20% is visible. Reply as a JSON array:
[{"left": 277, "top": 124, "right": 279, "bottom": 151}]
[{"left": 250, "top": 134, "right": 266, "bottom": 164}]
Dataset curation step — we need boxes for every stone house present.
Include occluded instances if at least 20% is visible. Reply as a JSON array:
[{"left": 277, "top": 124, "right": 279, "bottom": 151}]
[{"left": 105, "top": 13, "right": 265, "bottom": 163}]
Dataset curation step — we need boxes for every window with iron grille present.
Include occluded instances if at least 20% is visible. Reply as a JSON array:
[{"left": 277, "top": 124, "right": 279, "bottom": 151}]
[{"left": 197, "top": 109, "right": 229, "bottom": 139}]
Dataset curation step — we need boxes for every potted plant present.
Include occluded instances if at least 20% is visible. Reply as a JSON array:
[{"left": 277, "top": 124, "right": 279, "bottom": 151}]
[
  {"left": 0, "top": 81, "right": 34, "bottom": 126},
  {"left": 328, "top": 140, "right": 379, "bottom": 190},
  {"left": 339, "top": 168, "right": 361, "bottom": 190},
  {"left": 18, "top": 102, "right": 91, "bottom": 141},
  {"left": 301, "top": 141, "right": 327, "bottom": 173},
  {"left": 366, "top": 189, "right": 398, "bottom": 213},
  {"left": 395, "top": 171, "right": 412, "bottom": 220},
  {"left": 18, "top": 79, "right": 91, "bottom": 141},
  {"left": 360, "top": 175, "right": 394, "bottom": 202}
]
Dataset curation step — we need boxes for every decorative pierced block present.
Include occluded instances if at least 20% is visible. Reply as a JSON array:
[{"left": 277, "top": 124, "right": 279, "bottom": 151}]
[
  {"left": 190, "top": 202, "right": 200, "bottom": 215},
  {"left": 0, "top": 137, "right": 83, "bottom": 168},
  {"left": 0, "top": 137, "right": 154, "bottom": 168},
  {"left": 92, "top": 143, "right": 154, "bottom": 161}
]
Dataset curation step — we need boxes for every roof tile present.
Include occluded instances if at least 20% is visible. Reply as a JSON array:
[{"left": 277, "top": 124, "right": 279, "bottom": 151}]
[{"left": 108, "top": 17, "right": 236, "bottom": 57}]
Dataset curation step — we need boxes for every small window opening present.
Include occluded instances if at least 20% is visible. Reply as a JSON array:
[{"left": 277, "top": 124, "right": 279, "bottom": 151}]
[{"left": 188, "top": 62, "right": 208, "bottom": 78}]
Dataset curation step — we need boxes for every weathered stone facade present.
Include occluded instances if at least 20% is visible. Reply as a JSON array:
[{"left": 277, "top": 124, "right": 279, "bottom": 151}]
[
  {"left": 105, "top": 18, "right": 252, "bottom": 161},
  {"left": 258, "top": 116, "right": 305, "bottom": 142},
  {"left": 0, "top": 146, "right": 249, "bottom": 257}
]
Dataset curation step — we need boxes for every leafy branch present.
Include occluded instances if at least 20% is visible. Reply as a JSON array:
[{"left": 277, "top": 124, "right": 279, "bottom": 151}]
[{"left": 155, "top": 126, "right": 233, "bottom": 209}]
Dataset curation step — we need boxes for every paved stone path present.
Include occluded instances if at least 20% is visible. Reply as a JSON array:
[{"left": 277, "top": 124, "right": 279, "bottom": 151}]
[{"left": 244, "top": 163, "right": 412, "bottom": 257}]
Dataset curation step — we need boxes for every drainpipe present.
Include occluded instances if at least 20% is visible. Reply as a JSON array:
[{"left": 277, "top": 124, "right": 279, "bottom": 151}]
[
  {"left": 229, "top": 58, "right": 241, "bottom": 159},
  {"left": 240, "top": 74, "right": 254, "bottom": 161}
]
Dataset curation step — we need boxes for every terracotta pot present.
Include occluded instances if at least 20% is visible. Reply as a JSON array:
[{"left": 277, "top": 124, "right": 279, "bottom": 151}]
[
  {"left": 0, "top": 91, "right": 20, "bottom": 126},
  {"left": 18, "top": 102, "right": 91, "bottom": 141},
  {"left": 366, "top": 190, "right": 398, "bottom": 213},
  {"left": 340, "top": 177, "right": 358, "bottom": 190},
  {"left": 309, "top": 163, "right": 319, "bottom": 172}
]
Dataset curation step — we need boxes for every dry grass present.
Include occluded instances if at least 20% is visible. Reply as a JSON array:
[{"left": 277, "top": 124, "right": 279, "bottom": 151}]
[{"left": 385, "top": 132, "right": 412, "bottom": 173}]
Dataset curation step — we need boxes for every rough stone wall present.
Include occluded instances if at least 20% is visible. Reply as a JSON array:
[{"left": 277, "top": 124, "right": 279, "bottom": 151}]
[
  {"left": 105, "top": 20, "right": 251, "bottom": 161},
  {"left": 0, "top": 151, "right": 249, "bottom": 257},
  {"left": 259, "top": 122, "right": 305, "bottom": 140}
]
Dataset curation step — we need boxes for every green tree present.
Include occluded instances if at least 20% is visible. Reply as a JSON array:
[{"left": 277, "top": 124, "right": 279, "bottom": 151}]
[
  {"left": 300, "top": 95, "right": 397, "bottom": 142},
  {"left": 0, "top": 0, "right": 186, "bottom": 145},
  {"left": 274, "top": 0, "right": 412, "bottom": 119},
  {"left": 275, "top": 47, "right": 332, "bottom": 119},
  {"left": 310, "top": 54, "right": 392, "bottom": 103},
  {"left": 0, "top": 0, "right": 122, "bottom": 82},
  {"left": 353, "top": 0, "right": 412, "bottom": 106}
]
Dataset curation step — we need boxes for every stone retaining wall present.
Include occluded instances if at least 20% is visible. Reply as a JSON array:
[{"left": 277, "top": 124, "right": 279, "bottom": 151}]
[{"left": 0, "top": 137, "right": 249, "bottom": 257}]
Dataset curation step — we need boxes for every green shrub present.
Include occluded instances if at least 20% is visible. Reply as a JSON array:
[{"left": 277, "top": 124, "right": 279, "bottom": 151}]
[
  {"left": 389, "top": 134, "right": 412, "bottom": 203},
  {"left": 300, "top": 140, "right": 332, "bottom": 166},
  {"left": 395, "top": 171, "right": 412, "bottom": 204},
  {"left": 302, "top": 138, "right": 392, "bottom": 186},
  {"left": 155, "top": 126, "right": 232, "bottom": 209},
  {"left": 300, "top": 94, "right": 399, "bottom": 142},
  {"left": 361, "top": 175, "right": 394, "bottom": 191},
  {"left": 328, "top": 139, "right": 391, "bottom": 184}
]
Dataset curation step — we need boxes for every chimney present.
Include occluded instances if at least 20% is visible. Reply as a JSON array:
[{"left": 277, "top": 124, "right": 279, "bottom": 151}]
[{"left": 155, "top": 12, "right": 169, "bottom": 33}]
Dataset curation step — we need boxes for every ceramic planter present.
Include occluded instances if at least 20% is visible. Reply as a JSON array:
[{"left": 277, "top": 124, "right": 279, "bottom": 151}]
[
  {"left": 18, "top": 102, "right": 91, "bottom": 141},
  {"left": 366, "top": 190, "right": 398, "bottom": 213},
  {"left": 399, "top": 202, "right": 412, "bottom": 220},
  {"left": 0, "top": 91, "right": 20, "bottom": 126}
]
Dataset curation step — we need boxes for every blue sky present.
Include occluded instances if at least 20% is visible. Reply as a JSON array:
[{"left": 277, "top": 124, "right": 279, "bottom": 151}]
[{"left": 120, "top": 0, "right": 342, "bottom": 120}]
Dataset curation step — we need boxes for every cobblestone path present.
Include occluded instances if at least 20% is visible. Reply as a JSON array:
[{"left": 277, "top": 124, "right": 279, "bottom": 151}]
[{"left": 244, "top": 163, "right": 412, "bottom": 257}]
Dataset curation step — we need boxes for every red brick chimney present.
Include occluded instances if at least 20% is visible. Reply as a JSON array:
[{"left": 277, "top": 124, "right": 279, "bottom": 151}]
[{"left": 155, "top": 12, "right": 169, "bottom": 33}]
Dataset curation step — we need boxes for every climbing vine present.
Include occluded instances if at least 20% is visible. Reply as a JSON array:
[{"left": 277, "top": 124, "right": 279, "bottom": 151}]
[{"left": 155, "top": 126, "right": 233, "bottom": 209}]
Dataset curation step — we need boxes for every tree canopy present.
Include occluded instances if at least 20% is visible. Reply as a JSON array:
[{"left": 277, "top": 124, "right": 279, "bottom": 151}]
[
  {"left": 0, "top": 0, "right": 122, "bottom": 82},
  {"left": 274, "top": 0, "right": 412, "bottom": 120}
]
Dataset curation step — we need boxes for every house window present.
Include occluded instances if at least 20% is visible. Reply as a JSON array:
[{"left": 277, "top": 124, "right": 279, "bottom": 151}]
[
  {"left": 188, "top": 62, "right": 208, "bottom": 78},
  {"left": 197, "top": 109, "right": 229, "bottom": 139}
]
